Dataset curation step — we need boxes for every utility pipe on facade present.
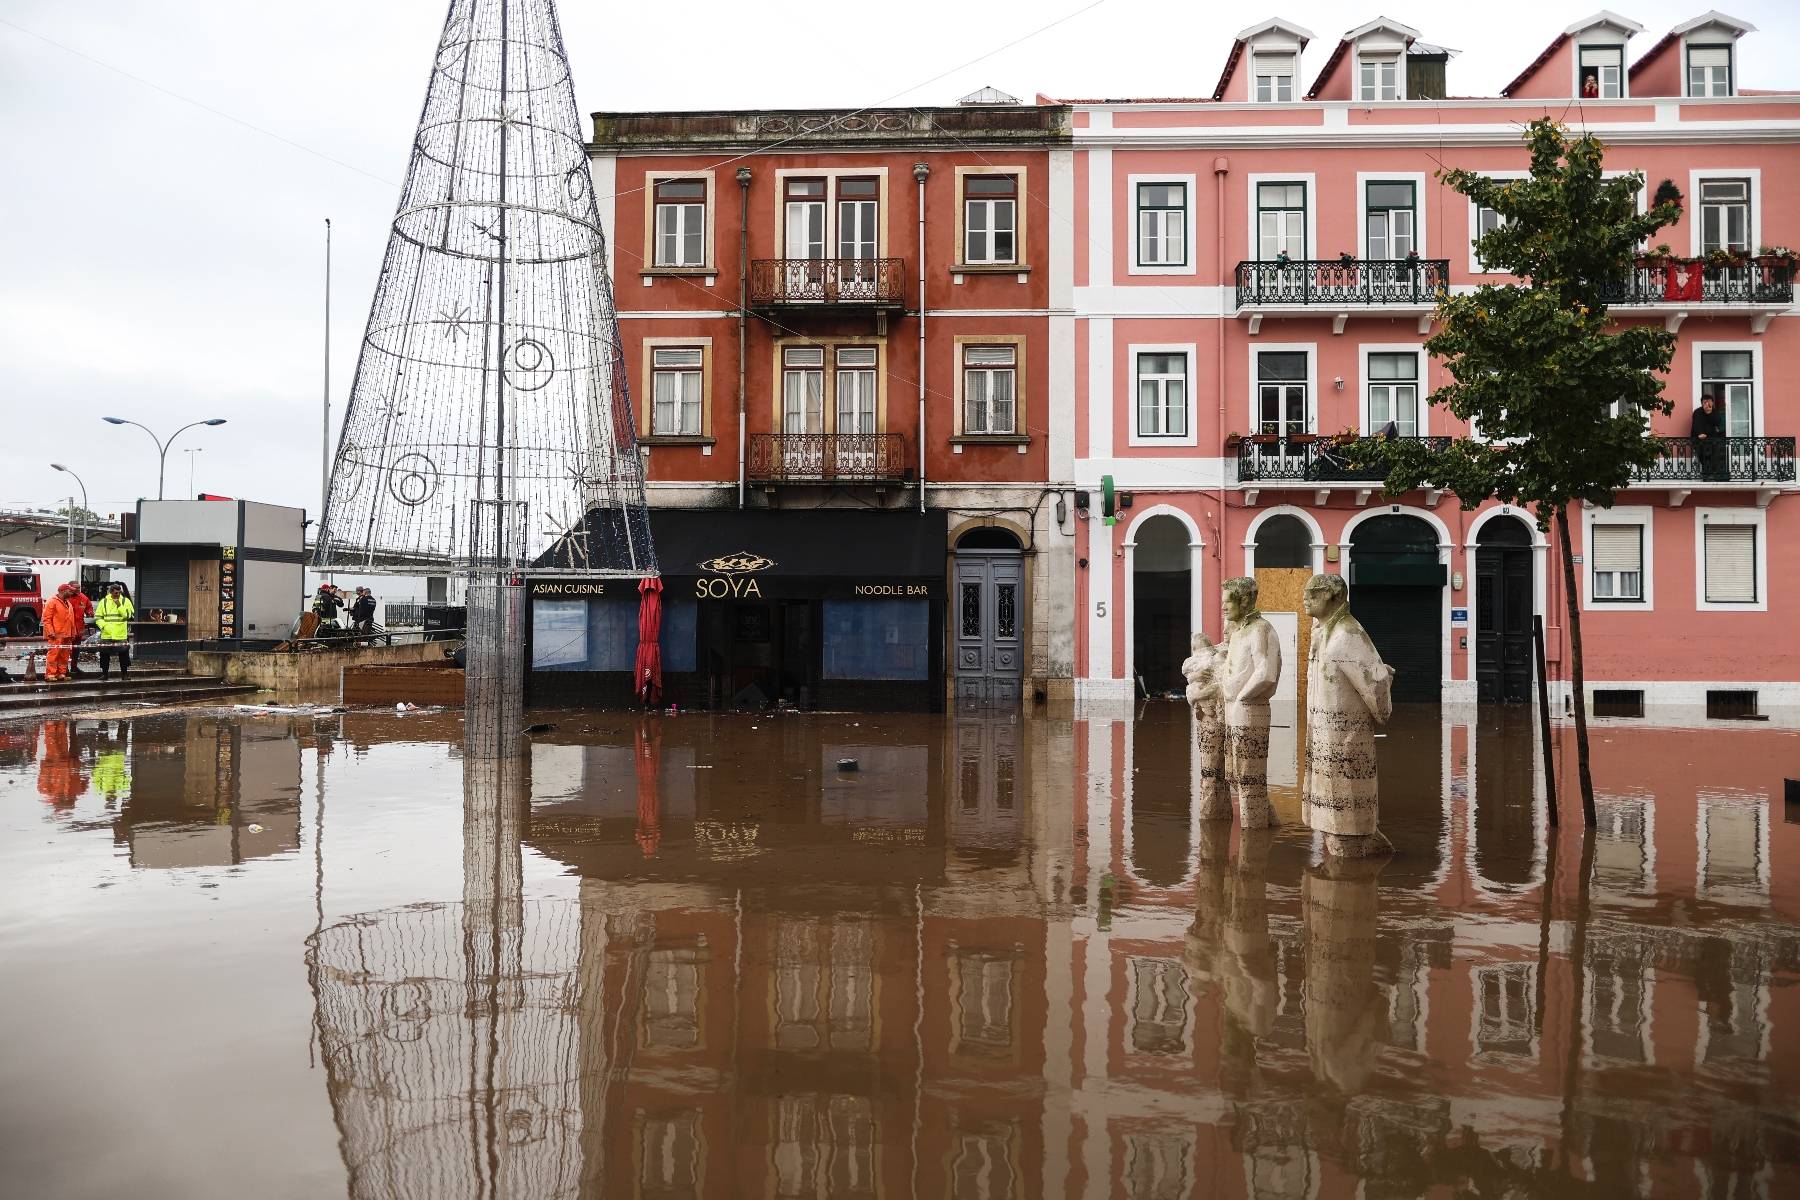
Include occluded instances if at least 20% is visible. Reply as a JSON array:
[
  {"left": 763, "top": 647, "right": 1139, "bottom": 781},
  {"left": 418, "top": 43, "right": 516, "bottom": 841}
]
[
  {"left": 915, "top": 163, "right": 929, "bottom": 515},
  {"left": 1214, "top": 156, "right": 1230, "bottom": 630},
  {"left": 736, "top": 168, "right": 752, "bottom": 509}
]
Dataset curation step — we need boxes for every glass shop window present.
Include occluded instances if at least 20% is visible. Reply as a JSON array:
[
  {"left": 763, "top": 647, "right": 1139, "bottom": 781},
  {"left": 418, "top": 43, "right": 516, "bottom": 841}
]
[{"left": 822, "top": 598, "right": 929, "bottom": 680}]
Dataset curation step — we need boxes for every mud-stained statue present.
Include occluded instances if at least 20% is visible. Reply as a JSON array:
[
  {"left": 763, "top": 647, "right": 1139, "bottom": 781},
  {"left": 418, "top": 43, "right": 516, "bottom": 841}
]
[
  {"left": 1181, "top": 632, "right": 1230, "bottom": 820},
  {"left": 1302, "top": 855, "right": 1386, "bottom": 1094},
  {"left": 1301, "top": 573, "right": 1395, "bottom": 858},
  {"left": 1220, "top": 577, "right": 1281, "bottom": 829}
]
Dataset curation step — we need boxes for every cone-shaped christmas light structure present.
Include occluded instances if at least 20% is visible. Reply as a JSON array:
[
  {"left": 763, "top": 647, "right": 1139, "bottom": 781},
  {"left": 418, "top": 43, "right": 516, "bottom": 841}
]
[{"left": 315, "top": 0, "right": 654, "bottom": 577}]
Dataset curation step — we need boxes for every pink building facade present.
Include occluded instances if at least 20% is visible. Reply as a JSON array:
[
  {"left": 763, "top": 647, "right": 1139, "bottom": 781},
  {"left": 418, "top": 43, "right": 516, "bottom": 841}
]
[{"left": 1062, "top": 11, "right": 1800, "bottom": 719}]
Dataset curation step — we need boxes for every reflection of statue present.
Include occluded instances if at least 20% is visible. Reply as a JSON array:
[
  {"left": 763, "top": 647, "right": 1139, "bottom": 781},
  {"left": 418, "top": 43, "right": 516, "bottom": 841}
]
[
  {"left": 1181, "top": 632, "right": 1229, "bottom": 820},
  {"left": 1221, "top": 578, "right": 1281, "bottom": 829},
  {"left": 1182, "top": 820, "right": 1232, "bottom": 983},
  {"left": 1301, "top": 574, "right": 1394, "bottom": 858},
  {"left": 1303, "top": 856, "right": 1385, "bottom": 1094},
  {"left": 1220, "top": 828, "right": 1277, "bottom": 1042}
]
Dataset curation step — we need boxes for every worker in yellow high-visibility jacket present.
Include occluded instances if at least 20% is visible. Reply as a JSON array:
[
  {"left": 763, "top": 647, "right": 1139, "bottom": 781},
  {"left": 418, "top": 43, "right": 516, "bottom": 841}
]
[{"left": 94, "top": 582, "right": 135, "bottom": 680}]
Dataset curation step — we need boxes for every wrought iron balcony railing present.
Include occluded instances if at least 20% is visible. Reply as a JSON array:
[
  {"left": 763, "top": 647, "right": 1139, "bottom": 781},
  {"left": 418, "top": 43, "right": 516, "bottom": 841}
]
[
  {"left": 1234, "top": 258, "right": 1450, "bottom": 308},
  {"left": 747, "top": 432, "right": 909, "bottom": 484},
  {"left": 1601, "top": 259, "right": 1794, "bottom": 306},
  {"left": 1235, "top": 435, "right": 1451, "bottom": 483},
  {"left": 749, "top": 258, "right": 907, "bottom": 306},
  {"left": 1635, "top": 436, "right": 1796, "bottom": 483}
]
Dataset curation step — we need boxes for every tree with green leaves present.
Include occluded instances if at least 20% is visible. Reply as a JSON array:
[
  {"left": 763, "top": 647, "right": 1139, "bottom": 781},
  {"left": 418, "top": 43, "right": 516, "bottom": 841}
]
[{"left": 1364, "top": 119, "right": 1681, "bottom": 824}]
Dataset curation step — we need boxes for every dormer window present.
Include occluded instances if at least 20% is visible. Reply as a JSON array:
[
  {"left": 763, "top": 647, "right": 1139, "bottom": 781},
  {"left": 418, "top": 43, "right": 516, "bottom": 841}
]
[
  {"left": 1254, "top": 52, "right": 1296, "bottom": 102},
  {"left": 1687, "top": 44, "right": 1733, "bottom": 97},
  {"left": 1578, "top": 45, "right": 1624, "bottom": 98},
  {"left": 1359, "top": 56, "right": 1399, "bottom": 101}
]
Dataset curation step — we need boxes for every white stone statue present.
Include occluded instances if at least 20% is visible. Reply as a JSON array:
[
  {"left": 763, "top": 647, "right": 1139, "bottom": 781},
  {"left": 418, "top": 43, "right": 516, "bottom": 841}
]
[
  {"left": 1180, "top": 632, "right": 1230, "bottom": 820},
  {"left": 1300, "top": 573, "right": 1395, "bottom": 858},
  {"left": 1220, "top": 577, "right": 1282, "bottom": 829}
]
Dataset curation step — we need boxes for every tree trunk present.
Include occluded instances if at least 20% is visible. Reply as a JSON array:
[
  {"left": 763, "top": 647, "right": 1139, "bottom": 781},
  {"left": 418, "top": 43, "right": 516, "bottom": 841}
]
[{"left": 1552, "top": 506, "right": 1596, "bottom": 825}]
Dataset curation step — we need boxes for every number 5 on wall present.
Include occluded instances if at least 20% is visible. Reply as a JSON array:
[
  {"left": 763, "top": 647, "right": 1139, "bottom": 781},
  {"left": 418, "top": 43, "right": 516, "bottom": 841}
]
[{"left": 1095, "top": 600, "right": 1107, "bottom": 618}]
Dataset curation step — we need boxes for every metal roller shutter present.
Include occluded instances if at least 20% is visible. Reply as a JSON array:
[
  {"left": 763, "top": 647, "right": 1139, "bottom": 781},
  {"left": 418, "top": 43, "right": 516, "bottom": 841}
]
[
  {"left": 1703, "top": 525, "right": 1756, "bottom": 603},
  {"left": 1350, "top": 585, "right": 1442, "bottom": 703},
  {"left": 137, "top": 552, "right": 189, "bottom": 608}
]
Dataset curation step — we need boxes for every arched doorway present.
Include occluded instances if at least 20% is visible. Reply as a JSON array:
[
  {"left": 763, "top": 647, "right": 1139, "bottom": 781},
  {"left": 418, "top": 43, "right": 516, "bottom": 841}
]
[
  {"left": 1131, "top": 514, "right": 1192, "bottom": 696},
  {"left": 952, "top": 526, "right": 1023, "bottom": 704},
  {"left": 1475, "top": 516, "right": 1534, "bottom": 703},
  {"left": 1349, "top": 515, "right": 1444, "bottom": 703}
]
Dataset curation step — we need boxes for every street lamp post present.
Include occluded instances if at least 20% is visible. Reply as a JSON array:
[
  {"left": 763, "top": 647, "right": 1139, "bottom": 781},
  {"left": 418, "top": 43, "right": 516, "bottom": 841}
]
[
  {"left": 50, "top": 463, "right": 88, "bottom": 558},
  {"left": 102, "top": 417, "right": 228, "bottom": 501}
]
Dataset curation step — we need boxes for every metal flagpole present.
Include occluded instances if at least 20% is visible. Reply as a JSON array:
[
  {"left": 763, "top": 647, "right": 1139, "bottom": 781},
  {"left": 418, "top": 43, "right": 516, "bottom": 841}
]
[{"left": 322, "top": 218, "right": 332, "bottom": 535}]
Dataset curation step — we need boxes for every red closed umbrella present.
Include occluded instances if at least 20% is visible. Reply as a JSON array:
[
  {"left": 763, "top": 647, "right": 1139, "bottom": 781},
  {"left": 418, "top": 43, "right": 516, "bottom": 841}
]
[{"left": 635, "top": 576, "right": 664, "bottom": 706}]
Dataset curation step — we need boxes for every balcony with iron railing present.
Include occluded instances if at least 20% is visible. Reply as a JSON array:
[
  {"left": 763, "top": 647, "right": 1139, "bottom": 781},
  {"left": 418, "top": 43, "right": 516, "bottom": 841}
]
[
  {"left": 1634, "top": 436, "right": 1795, "bottom": 484},
  {"left": 1602, "top": 258, "right": 1794, "bottom": 308},
  {"left": 747, "top": 432, "right": 910, "bottom": 485},
  {"left": 749, "top": 258, "right": 907, "bottom": 308},
  {"left": 1234, "top": 258, "right": 1451, "bottom": 311},
  {"left": 1235, "top": 435, "right": 1450, "bottom": 483}
]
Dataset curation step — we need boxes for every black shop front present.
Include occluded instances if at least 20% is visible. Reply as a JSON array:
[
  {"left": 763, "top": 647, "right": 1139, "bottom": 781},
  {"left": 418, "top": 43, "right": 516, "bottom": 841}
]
[{"left": 527, "top": 509, "right": 947, "bottom": 711}]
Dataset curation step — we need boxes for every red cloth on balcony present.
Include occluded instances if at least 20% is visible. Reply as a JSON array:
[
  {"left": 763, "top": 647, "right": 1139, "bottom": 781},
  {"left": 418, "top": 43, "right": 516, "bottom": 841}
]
[{"left": 1664, "top": 262, "right": 1703, "bottom": 302}]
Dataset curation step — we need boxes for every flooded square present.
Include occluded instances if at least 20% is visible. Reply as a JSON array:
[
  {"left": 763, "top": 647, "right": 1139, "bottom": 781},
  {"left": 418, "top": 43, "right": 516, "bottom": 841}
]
[{"left": 2, "top": 703, "right": 1796, "bottom": 1198}]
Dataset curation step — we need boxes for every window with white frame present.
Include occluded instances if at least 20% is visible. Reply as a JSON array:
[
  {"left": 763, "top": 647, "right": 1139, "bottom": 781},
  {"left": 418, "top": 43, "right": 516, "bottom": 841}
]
[
  {"left": 1473, "top": 202, "right": 1508, "bottom": 269},
  {"left": 1366, "top": 181, "right": 1416, "bottom": 259},
  {"left": 653, "top": 178, "right": 707, "bottom": 267},
  {"left": 1474, "top": 963, "right": 1535, "bottom": 1058},
  {"left": 783, "top": 177, "right": 827, "bottom": 260},
  {"left": 1700, "top": 350, "right": 1754, "bottom": 437},
  {"left": 1128, "top": 957, "right": 1190, "bottom": 1054},
  {"left": 1578, "top": 45, "right": 1624, "bottom": 97},
  {"left": 1359, "top": 56, "right": 1399, "bottom": 100},
  {"left": 1136, "top": 182, "right": 1187, "bottom": 267},
  {"left": 1687, "top": 44, "right": 1733, "bottom": 97},
  {"left": 1254, "top": 52, "right": 1296, "bottom": 102},
  {"left": 1594, "top": 795, "right": 1652, "bottom": 897},
  {"left": 1136, "top": 352, "right": 1188, "bottom": 438},
  {"left": 650, "top": 347, "right": 704, "bottom": 436},
  {"left": 962, "top": 345, "right": 1017, "bottom": 435},
  {"left": 1698, "top": 179, "right": 1751, "bottom": 255},
  {"left": 1256, "top": 351, "right": 1309, "bottom": 437},
  {"left": 1587, "top": 936, "right": 1652, "bottom": 1064},
  {"left": 963, "top": 174, "right": 1018, "bottom": 265},
  {"left": 781, "top": 345, "right": 825, "bottom": 434},
  {"left": 835, "top": 346, "right": 877, "bottom": 436},
  {"left": 1698, "top": 791, "right": 1769, "bottom": 904},
  {"left": 1257, "top": 181, "right": 1306, "bottom": 260},
  {"left": 1702, "top": 521, "right": 1757, "bottom": 604},
  {"left": 1366, "top": 352, "right": 1419, "bottom": 436},
  {"left": 1591, "top": 524, "right": 1643, "bottom": 602}
]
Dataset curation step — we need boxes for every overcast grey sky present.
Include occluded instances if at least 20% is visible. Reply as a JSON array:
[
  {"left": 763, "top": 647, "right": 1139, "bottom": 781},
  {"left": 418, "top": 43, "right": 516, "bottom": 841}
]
[{"left": 2, "top": 0, "right": 1794, "bottom": 523}]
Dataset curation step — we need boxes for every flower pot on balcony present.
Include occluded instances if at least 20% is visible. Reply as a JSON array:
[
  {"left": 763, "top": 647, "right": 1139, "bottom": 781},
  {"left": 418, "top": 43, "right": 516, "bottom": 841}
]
[
  {"left": 1287, "top": 432, "right": 1319, "bottom": 445},
  {"left": 1248, "top": 433, "right": 1281, "bottom": 446}
]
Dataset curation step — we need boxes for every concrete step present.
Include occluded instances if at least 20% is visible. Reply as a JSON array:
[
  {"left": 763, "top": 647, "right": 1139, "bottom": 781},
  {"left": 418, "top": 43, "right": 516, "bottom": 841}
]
[
  {"left": 0, "top": 677, "right": 260, "bottom": 711},
  {"left": 0, "top": 671, "right": 211, "bottom": 697}
]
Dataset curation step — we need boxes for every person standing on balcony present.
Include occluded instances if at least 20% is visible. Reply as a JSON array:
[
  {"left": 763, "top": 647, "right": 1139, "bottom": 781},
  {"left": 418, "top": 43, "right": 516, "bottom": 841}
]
[{"left": 1692, "top": 390, "right": 1728, "bottom": 481}]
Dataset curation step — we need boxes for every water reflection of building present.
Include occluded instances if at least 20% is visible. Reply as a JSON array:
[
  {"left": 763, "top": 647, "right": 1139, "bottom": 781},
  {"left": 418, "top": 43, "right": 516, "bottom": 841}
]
[
  {"left": 1077, "top": 705, "right": 1800, "bottom": 1197},
  {"left": 115, "top": 715, "right": 302, "bottom": 867},
  {"left": 303, "top": 706, "right": 1800, "bottom": 1197}
]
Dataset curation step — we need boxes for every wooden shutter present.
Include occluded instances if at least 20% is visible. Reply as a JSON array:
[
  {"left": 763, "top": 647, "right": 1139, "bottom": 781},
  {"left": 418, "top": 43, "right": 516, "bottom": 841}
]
[
  {"left": 1704, "top": 524, "right": 1756, "bottom": 603},
  {"left": 1591, "top": 525, "right": 1641, "bottom": 574}
]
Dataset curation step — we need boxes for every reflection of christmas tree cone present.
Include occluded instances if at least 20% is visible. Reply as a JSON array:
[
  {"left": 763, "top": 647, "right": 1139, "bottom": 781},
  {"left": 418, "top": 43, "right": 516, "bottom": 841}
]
[
  {"left": 1221, "top": 828, "right": 1276, "bottom": 1038},
  {"left": 1303, "top": 856, "right": 1385, "bottom": 1095}
]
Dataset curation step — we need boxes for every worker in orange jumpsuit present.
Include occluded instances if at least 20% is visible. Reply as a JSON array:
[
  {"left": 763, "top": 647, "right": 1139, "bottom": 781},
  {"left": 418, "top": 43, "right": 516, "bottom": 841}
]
[{"left": 42, "top": 583, "right": 81, "bottom": 681}]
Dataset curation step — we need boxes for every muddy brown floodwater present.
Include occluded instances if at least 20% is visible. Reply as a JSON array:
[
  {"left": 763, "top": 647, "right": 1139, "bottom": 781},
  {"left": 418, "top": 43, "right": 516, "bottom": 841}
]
[{"left": 1, "top": 703, "right": 1797, "bottom": 1199}]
